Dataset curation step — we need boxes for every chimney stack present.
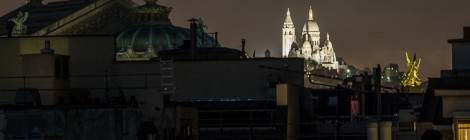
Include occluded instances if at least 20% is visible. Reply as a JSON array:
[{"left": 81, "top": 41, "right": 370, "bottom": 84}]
[
  {"left": 6, "top": 21, "right": 14, "bottom": 37},
  {"left": 214, "top": 32, "right": 218, "bottom": 46},
  {"left": 27, "top": 0, "right": 43, "bottom": 7},
  {"left": 464, "top": 27, "right": 470, "bottom": 39},
  {"left": 241, "top": 39, "right": 246, "bottom": 53},
  {"left": 188, "top": 18, "right": 198, "bottom": 59},
  {"left": 265, "top": 49, "right": 271, "bottom": 58},
  {"left": 40, "top": 40, "right": 55, "bottom": 54}
]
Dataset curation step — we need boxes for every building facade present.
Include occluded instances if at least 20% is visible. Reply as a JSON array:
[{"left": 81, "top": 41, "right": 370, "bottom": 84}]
[
  {"left": 418, "top": 27, "right": 470, "bottom": 140},
  {"left": 282, "top": 6, "right": 339, "bottom": 70}
]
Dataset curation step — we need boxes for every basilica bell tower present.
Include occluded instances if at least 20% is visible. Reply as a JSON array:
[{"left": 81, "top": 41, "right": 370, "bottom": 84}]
[{"left": 282, "top": 8, "right": 296, "bottom": 58}]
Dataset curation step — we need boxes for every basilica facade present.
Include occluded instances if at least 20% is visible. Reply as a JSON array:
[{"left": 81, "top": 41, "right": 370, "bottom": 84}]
[{"left": 282, "top": 6, "right": 339, "bottom": 70}]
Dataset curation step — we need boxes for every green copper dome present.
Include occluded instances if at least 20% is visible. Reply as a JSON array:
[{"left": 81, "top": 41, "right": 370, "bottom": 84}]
[{"left": 115, "top": 1, "right": 220, "bottom": 61}]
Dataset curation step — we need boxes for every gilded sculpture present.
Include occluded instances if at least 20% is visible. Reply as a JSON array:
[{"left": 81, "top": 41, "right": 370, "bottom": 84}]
[
  {"left": 401, "top": 52, "right": 422, "bottom": 87},
  {"left": 9, "top": 11, "right": 29, "bottom": 35}
]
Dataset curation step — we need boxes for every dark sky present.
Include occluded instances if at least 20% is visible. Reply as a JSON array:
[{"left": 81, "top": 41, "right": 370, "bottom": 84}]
[{"left": 1, "top": 0, "right": 469, "bottom": 78}]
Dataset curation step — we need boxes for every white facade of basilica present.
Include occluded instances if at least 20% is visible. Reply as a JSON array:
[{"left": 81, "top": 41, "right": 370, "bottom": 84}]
[{"left": 282, "top": 6, "right": 339, "bottom": 70}]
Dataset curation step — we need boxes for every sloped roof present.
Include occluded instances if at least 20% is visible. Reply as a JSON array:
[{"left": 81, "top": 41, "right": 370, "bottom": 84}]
[{"left": 0, "top": 0, "right": 95, "bottom": 35}]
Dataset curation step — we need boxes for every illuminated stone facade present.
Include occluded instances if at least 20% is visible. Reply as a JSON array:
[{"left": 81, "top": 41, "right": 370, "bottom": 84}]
[
  {"left": 282, "top": 8, "right": 296, "bottom": 58},
  {"left": 282, "top": 6, "right": 339, "bottom": 70}
]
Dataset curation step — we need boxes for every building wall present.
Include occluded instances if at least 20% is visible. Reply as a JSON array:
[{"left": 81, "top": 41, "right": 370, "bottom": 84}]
[
  {"left": 1, "top": 108, "right": 141, "bottom": 140},
  {"left": 0, "top": 36, "right": 114, "bottom": 105},
  {"left": 0, "top": 37, "right": 71, "bottom": 104},
  {"left": 0, "top": 39, "right": 23, "bottom": 104},
  {"left": 108, "top": 59, "right": 304, "bottom": 119},
  {"left": 173, "top": 59, "right": 304, "bottom": 99},
  {"left": 18, "top": 37, "right": 70, "bottom": 55},
  {"left": 0, "top": 36, "right": 305, "bottom": 99},
  {"left": 0, "top": 36, "right": 108, "bottom": 73},
  {"left": 0, "top": 36, "right": 305, "bottom": 127},
  {"left": 452, "top": 43, "right": 470, "bottom": 70},
  {"left": 436, "top": 90, "right": 470, "bottom": 118},
  {"left": 441, "top": 96, "right": 470, "bottom": 118},
  {"left": 22, "top": 54, "right": 70, "bottom": 105},
  {"left": 0, "top": 39, "right": 23, "bottom": 77},
  {"left": 67, "top": 36, "right": 115, "bottom": 88}
]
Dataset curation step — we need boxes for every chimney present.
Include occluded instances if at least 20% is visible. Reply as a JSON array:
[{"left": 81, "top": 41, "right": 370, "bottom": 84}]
[
  {"left": 6, "top": 21, "right": 14, "bottom": 37},
  {"left": 265, "top": 49, "right": 271, "bottom": 58},
  {"left": 241, "top": 39, "right": 246, "bottom": 53},
  {"left": 188, "top": 18, "right": 198, "bottom": 59},
  {"left": 27, "top": 0, "right": 44, "bottom": 7},
  {"left": 40, "top": 40, "right": 55, "bottom": 54},
  {"left": 374, "top": 64, "right": 381, "bottom": 92},
  {"left": 464, "top": 27, "right": 470, "bottom": 39},
  {"left": 252, "top": 49, "right": 256, "bottom": 58},
  {"left": 214, "top": 32, "right": 218, "bottom": 46}
]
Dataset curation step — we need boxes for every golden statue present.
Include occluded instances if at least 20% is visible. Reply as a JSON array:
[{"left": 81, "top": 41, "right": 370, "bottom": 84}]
[
  {"left": 9, "top": 11, "right": 29, "bottom": 35},
  {"left": 401, "top": 52, "right": 422, "bottom": 87}
]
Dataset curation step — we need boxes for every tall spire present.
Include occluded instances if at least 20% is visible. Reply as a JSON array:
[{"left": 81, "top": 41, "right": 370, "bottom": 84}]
[
  {"left": 326, "top": 32, "right": 330, "bottom": 41},
  {"left": 282, "top": 8, "right": 296, "bottom": 58},
  {"left": 308, "top": 6, "right": 314, "bottom": 21},
  {"left": 284, "top": 8, "right": 293, "bottom": 24}
]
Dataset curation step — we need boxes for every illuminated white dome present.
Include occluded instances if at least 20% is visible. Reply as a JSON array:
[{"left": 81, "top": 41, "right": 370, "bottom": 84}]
[
  {"left": 281, "top": 5, "right": 340, "bottom": 70},
  {"left": 302, "top": 21, "right": 319, "bottom": 32},
  {"left": 302, "top": 6, "right": 320, "bottom": 33}
]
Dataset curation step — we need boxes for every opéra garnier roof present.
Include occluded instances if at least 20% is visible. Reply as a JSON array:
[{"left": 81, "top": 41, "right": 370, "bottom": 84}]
[{"left": 115, "top": 0, "right": 221, "bottom": 61}]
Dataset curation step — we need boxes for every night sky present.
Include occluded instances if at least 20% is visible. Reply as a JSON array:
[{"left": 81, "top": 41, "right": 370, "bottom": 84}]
[{"left": 1, "top": 0, "right": 469, "bottom": 78}]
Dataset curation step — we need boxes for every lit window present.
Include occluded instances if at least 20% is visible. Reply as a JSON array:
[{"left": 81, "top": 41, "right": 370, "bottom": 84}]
[{"left": 457, "top": 120, "right": 470, "bottom": 140}]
